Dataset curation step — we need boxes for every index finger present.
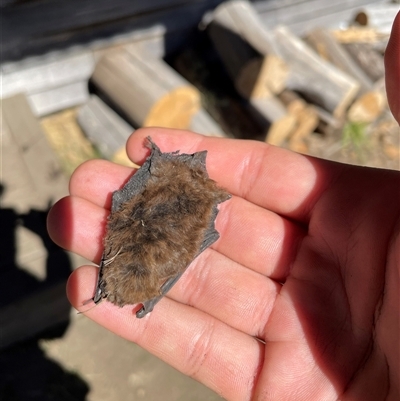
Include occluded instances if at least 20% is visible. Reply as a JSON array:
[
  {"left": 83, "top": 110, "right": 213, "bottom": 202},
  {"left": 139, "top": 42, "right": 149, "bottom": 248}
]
[{"left": 127, "top": 128, "right": 345, "bottom": 223}]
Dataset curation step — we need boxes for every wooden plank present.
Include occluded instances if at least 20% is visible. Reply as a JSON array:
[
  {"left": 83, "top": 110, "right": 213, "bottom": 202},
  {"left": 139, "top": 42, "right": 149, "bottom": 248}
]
[
  {"left": 91, "top": 47, "right": 201, "bottom": 129},
  {"left": 1, "top": 51, "right": 95, "bottom": 98},
  {"left": 1, "top": 0, "right": 223, "bottom": 62},
  {"left": 77, "top": 95, "right": 134, "bottom": 159},
  {"left": 1, "top": 94, "right": 68, "bottom": 201},
  {"left": 28, "top": 81, "right": 90, "bottom": 117},
  {"left": 272, "top": 26, "right": 360, "bottom": 118},
  {"left": 0, "top": 118, "right": 42, "bottom": 212},
  {"left": 1, "top": 0, "right": 206, "bottom": 37}
]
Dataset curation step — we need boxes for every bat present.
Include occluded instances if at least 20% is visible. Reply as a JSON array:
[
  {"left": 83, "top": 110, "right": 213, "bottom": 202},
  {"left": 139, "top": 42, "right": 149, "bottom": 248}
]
[{"left": 92, "top": 137, "right": 231, "bottom": 318}]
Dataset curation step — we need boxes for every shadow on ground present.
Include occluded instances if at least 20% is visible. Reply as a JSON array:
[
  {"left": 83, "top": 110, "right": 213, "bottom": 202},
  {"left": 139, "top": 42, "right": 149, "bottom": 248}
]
[{"left": 0, "top": 183, "right": 89, "bottom": 401}]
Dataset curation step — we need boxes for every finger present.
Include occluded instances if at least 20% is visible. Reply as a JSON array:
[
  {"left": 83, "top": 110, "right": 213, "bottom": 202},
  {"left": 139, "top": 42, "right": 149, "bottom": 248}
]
[
  {"left": 166, "top": 248, "right": 280, "bottom": 337},
  {"left": 67, "top": 161, "right": 305, "bottom": 279},
  {"left": 48, "top": 194, "right": 281, "bottom": 335},
  {"left": 49, "top": 196, "right": 281, "bottom": 336},
  {"left": 126, "top": 128, "right": 344, "bottom": 223},
  {"left": 69, "top": 159, "right": 135, "bottom": 210},
  {"left": 47, "top": 196, "right": 106, "bottom": 263},
  {"left": 68, "top": 265, "right": 264, "bottom": 401},
  {"left": 385, "top": 11, "right": 400, "bottom": 124}
]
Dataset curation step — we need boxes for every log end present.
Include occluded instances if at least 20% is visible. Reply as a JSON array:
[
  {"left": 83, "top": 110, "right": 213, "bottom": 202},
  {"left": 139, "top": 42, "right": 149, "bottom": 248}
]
[{"left": 144, "top": 86, "right": 201, "bottom": 129}]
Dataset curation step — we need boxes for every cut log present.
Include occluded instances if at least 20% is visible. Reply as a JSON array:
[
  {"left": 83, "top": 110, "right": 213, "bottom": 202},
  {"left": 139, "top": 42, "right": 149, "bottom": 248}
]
[
  {"left": 343, "top": 42, "right": 385, "bottom": 82},
  {"left": 91, "top": 46, "right": 201, "bottom": 129},
  {"left": 207, "top": 0, "right": 287, "bottom": 98},
  {"left": 331, "top": 26, "right": 389, "bottom": 44},
  {"left": 290, "top": 105, "right": 319, "bottom": 141},
  {"left": 189, "top": 109, "right": 228, "bottom": 137},
  {"left": 347, "top": 90, "right": 386, "bottom": 123},
  {"left": 278, "top": 90, "right": 319, "bottom": 150},
  {"left": 272, "top": 26, "right": 360, "bottom": 118},
  {"left": 278, "top": 90, "right": 320, "bottom": 136},
  {"left": 40, "top": 109, "right": 99, "bottom": 176},
  {"left": 249, "top": 96, "right": 296, "bottom": 145},
  {"left": 306, "top": 27, "right": 373, "bottom": 94},
  {"left": 353, "top": 4, "right": 400, "bottom": 35},
  {"left": 77, "top": 95, "right": 134, "bottom": 161}
]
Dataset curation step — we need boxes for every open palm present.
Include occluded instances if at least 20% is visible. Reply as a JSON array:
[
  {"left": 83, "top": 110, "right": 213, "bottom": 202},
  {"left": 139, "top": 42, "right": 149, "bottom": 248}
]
[{"left": 48, "top": 14, "right": 400, "bottom": 401}]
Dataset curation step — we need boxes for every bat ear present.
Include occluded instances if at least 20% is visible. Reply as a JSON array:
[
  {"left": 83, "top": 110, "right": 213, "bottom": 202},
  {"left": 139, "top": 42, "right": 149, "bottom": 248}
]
[
  {"left": 191, "top": 150, "right": 208, "bottom": 171},
  {"left": 145, "top": 136, "right": 160, "bottom": 153}
]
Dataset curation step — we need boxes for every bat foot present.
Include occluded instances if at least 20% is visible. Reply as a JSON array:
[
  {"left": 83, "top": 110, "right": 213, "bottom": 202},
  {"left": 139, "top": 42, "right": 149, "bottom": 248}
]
[{"left": 136, "top": 298, "right": 157, "bottom": 318}]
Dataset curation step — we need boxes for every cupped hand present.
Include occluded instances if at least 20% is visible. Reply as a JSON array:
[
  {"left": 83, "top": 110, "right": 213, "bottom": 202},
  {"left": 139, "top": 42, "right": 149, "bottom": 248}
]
[{"left": 47, "top": 13, "right": 400, "bottom": 401}]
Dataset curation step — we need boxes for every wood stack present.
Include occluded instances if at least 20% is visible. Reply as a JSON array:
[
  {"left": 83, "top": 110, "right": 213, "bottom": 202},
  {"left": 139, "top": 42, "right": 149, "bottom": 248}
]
[
  {"left": 207, "top": 0, "right": 364, "bottom": 147},
  {"left": 206, "top": 0, "right": 394, "bottom": 149},
  {"left": 207, "top": 0, "right": 299, "bottom": 145},
  {"left": 306, "top": 26, "right": 387, "bottom": 124},
  {"left": 1, "top": 0, "right": 395, "bottom": 158}
]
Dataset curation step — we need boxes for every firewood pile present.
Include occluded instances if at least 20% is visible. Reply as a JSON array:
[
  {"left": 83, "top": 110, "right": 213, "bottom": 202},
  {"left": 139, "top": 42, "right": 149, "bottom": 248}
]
[
  {"left": 2, "top": 0, "right": 399, "bottom": 171},
  {"left": 203, "top": 1, "right": 398, "bottom": 160}
]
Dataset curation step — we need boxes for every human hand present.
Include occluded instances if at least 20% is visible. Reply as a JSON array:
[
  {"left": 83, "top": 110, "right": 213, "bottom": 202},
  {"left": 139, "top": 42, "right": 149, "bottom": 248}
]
[{"left": 47, "top": 13, "right": 400, "bottom": 401}]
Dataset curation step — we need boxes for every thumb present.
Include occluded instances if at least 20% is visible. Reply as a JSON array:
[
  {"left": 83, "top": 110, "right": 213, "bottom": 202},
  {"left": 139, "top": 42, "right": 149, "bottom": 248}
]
[{"left": 385, "top": 11, "right": 400, "bottom": 124}]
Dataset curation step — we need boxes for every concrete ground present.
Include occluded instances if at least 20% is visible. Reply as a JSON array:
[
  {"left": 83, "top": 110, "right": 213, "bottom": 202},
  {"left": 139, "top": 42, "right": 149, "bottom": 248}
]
[{"left": 0, "top": 95, "right": 223, "bottom": 401}]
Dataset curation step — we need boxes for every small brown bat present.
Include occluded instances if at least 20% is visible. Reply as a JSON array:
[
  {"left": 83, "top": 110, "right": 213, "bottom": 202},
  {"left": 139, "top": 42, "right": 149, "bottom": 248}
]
[{"left": 93, "top": 137, "right": 231, "bottom": 318}]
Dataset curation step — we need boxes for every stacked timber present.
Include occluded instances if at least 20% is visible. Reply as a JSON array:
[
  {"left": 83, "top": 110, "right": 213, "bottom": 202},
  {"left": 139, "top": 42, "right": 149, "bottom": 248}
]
[
  {"left": 205, "top": 0, "right": 396, "bottom": 151},
  {"left": 207, "top": 0, "right": 367, "bottom": 147},
  {"left": 79, "top": 43, "right": 227, "bottom": 158},
  {"left": 207, "top": 0, "right": 299, "bottom": 145},
  {"left": 306, "top": 26, "right": 387, "bottom": 124}
]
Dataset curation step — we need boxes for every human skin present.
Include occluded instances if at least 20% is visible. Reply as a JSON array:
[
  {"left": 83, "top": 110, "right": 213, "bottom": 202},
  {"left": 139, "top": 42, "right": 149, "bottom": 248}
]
[{"left": 48, "top": 13, "right": 400, "bottom": 401}]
